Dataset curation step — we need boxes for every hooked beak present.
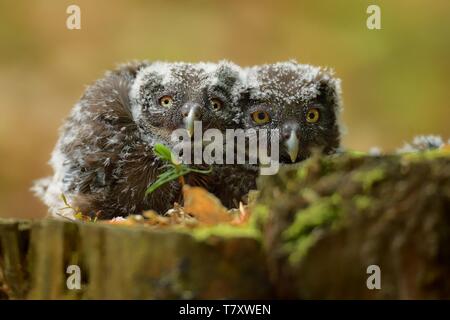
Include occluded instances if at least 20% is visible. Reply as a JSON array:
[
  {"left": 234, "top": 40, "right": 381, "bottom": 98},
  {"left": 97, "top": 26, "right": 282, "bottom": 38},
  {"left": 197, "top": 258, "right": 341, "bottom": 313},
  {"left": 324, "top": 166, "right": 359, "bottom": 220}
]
[
  {"left": 184, "top": 107, "right": 198, "bottom": 137},
  {"left": 285, "top": 130, "right": 299, "bottom": 163}
]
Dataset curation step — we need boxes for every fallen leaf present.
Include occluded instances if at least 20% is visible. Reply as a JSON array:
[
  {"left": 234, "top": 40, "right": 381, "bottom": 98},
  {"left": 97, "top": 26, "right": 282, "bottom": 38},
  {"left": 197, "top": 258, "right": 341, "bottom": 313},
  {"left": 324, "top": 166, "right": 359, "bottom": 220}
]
[
  {"left": 183, "top": 185, "right": 231, "bottom": 225},
  {"left": 143, "top": 210, "right": 171, "bottom": 226}
]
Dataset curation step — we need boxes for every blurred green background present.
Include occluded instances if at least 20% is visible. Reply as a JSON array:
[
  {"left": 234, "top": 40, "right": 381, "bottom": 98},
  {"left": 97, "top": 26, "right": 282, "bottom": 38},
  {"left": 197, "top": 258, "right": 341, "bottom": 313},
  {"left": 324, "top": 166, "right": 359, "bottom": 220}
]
[{"left": 0, "top": 0, "right": 449, "bottom": 218}]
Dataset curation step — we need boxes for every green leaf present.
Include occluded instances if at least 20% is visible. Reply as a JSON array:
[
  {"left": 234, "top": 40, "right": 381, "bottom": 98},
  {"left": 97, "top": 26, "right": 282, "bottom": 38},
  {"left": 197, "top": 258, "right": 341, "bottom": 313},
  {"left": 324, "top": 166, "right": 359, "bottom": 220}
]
[
  {"left": 155, "top": 167, "right": 178, "bottom": 180},
  {"left": 154, "top": 143, "right": 174, "bottom": 162},
  {"left": 145, "top": 143, "right": 212, "bottom": 196},
  {"left": 145, "top": 169, "right": 185, "bottom": 195},
  {"left": 186, "top": 167, "right": 213, "bottom": 174},
  {"left": 60, "top": 193, "right": 70, "bottom": 207}
]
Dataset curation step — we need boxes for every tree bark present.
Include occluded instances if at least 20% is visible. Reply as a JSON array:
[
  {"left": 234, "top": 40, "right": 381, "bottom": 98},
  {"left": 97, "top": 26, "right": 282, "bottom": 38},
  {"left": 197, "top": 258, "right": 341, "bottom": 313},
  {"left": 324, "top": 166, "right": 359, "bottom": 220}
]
[{"left": 23, "top": 219, "right": 270, "bottom": 299}]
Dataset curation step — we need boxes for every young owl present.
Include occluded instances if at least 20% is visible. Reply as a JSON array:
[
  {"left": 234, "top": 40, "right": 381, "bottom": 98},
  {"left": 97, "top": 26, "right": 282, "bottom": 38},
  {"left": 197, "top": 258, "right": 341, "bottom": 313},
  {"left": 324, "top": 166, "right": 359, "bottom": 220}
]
[
  {"left": 397, "top": 135, "right": 446, "bottom": 153},
  {"left": 34, "top": 61, "right": 244, "bottom": 219},
  {"left": 241, "top": 61, "right": 342, "bottom": 164}
]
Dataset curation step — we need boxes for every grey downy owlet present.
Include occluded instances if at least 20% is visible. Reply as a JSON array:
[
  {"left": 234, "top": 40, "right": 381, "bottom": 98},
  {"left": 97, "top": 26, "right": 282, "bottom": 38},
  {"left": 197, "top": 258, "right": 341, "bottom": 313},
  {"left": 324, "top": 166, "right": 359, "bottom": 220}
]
[
  {"left": 241, "top": 60, "right": 342, "bottom": 164},
  {"left": 397, "top": 135, "right": 447, "bottom": 153},
  {"left": 33, "top": 61, "right": 244, "bottom": 219}
]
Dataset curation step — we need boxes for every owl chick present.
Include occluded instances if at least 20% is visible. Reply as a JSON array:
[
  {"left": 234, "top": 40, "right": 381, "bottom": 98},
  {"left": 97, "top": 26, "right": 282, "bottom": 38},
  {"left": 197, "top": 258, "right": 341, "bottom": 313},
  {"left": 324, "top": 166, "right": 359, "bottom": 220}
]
[
  {"left": 397, "top": 135, "right": 445, "bottom": 153},
  {"left": 241, "top": 61, "right": 342, "bottom": 164},
  {"left": 34, "top": 61, "right": 244, "bottom": 219}
]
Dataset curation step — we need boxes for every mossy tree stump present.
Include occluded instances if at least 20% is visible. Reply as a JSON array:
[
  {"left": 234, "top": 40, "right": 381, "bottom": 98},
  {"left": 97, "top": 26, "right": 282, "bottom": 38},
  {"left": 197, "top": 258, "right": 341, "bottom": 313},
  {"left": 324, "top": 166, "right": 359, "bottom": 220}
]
[
  {"left": 1, "top": 152, "right": 449, "bottom": 299},
  {"left": 257, "top": 152, "right": 450, "bottom": 299}
]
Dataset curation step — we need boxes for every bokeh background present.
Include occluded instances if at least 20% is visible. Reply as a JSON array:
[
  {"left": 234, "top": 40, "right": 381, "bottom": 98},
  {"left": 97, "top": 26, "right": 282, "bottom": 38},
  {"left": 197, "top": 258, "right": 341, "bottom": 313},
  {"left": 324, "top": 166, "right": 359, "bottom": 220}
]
[{"left": 0, "top": 0, "right": 449, "bottom": 218}]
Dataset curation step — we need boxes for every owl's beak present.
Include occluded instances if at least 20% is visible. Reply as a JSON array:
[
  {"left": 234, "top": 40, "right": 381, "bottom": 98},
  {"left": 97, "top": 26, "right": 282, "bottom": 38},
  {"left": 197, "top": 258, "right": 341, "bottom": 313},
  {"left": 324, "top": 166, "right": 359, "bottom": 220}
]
[
  {"left": 285, "top": 130, "right": 299, "bottom": 163},
  {"left": 184, "top": 106, "right": 198, "bottom": 137}
]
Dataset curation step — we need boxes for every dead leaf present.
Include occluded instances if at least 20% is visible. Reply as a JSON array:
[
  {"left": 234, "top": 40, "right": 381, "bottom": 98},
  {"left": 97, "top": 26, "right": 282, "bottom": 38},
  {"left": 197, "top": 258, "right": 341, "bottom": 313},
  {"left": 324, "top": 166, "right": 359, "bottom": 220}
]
[
  {"left": 183, "top": 185, "right": 231, "bottom": 225},
  {"left": 143, "top": 210, "right": 166, "bottom": 223}
]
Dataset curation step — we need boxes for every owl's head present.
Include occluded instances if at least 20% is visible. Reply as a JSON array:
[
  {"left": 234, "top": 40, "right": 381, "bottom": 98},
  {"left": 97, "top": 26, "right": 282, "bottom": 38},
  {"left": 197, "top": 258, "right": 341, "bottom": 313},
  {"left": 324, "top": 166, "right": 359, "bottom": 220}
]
[
  {"left": 130, "top": 61, "right": 243, "bottom": 145},
  {"left": 242, "top": 61, "right": 342, "bottom": 163}
]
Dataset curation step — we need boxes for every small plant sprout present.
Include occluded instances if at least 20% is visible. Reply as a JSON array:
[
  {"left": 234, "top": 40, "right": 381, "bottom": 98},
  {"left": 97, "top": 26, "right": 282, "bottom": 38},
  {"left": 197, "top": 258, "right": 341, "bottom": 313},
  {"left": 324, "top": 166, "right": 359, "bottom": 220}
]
[
  {"left": 145, "top": 143, "right": 211, "bottom": 196},
  {"left": 58, "top": 194, "right": 97, "bottom": 222}
]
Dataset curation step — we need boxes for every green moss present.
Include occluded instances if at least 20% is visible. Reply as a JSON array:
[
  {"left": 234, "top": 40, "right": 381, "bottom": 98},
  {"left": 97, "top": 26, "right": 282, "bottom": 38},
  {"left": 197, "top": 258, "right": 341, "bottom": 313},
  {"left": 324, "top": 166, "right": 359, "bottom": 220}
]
[
  {"left": 319, "top": 157, "right": 336, "bottom": 176},
  {"left": 190, "top": 223, "right": 261, "bottom": 242},
  {"left": 294, "top": 154, "right": 337, "bottom": 181},
  {"left": 249, "top": 204, "right": 269, "bottom": 229},
  {"left": 282, "top": 194, "right": 343, "bottom": 264},
  {"left": 286, "top": 235, "right": 316, "bottom": 264},
  {"left": 346, "top": 150, "right": 368, "bottom": 158},
  {"left": 353, "top": 168, "right": 385, "bottom": 192},
  {"left": 401, "top": 149, "right": 450, "bottom": 162},
  {"left": 299, "top": 188, "right": 319, "bottom": 203},
  {"left": 297, "top": 164, "right": 309, "bottom": 181},
  {"left": 353, "top": 195, "right": 373, "bottom": 211}
]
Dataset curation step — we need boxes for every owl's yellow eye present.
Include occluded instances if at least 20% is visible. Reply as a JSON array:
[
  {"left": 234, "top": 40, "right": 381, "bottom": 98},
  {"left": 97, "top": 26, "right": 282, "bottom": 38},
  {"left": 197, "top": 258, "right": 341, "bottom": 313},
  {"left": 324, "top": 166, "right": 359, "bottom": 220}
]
[
  {"left": 159, "top": 95, "right": 174, "bottom": 108},
  {"left": 306, "top": 108, "right": 320, "bottom": 123},
  {"left": 210, "top": 98, "right": 223, "bottom": 111},
  {"left": 251, "top": 111, "right": 271, "bottom": 125}
]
